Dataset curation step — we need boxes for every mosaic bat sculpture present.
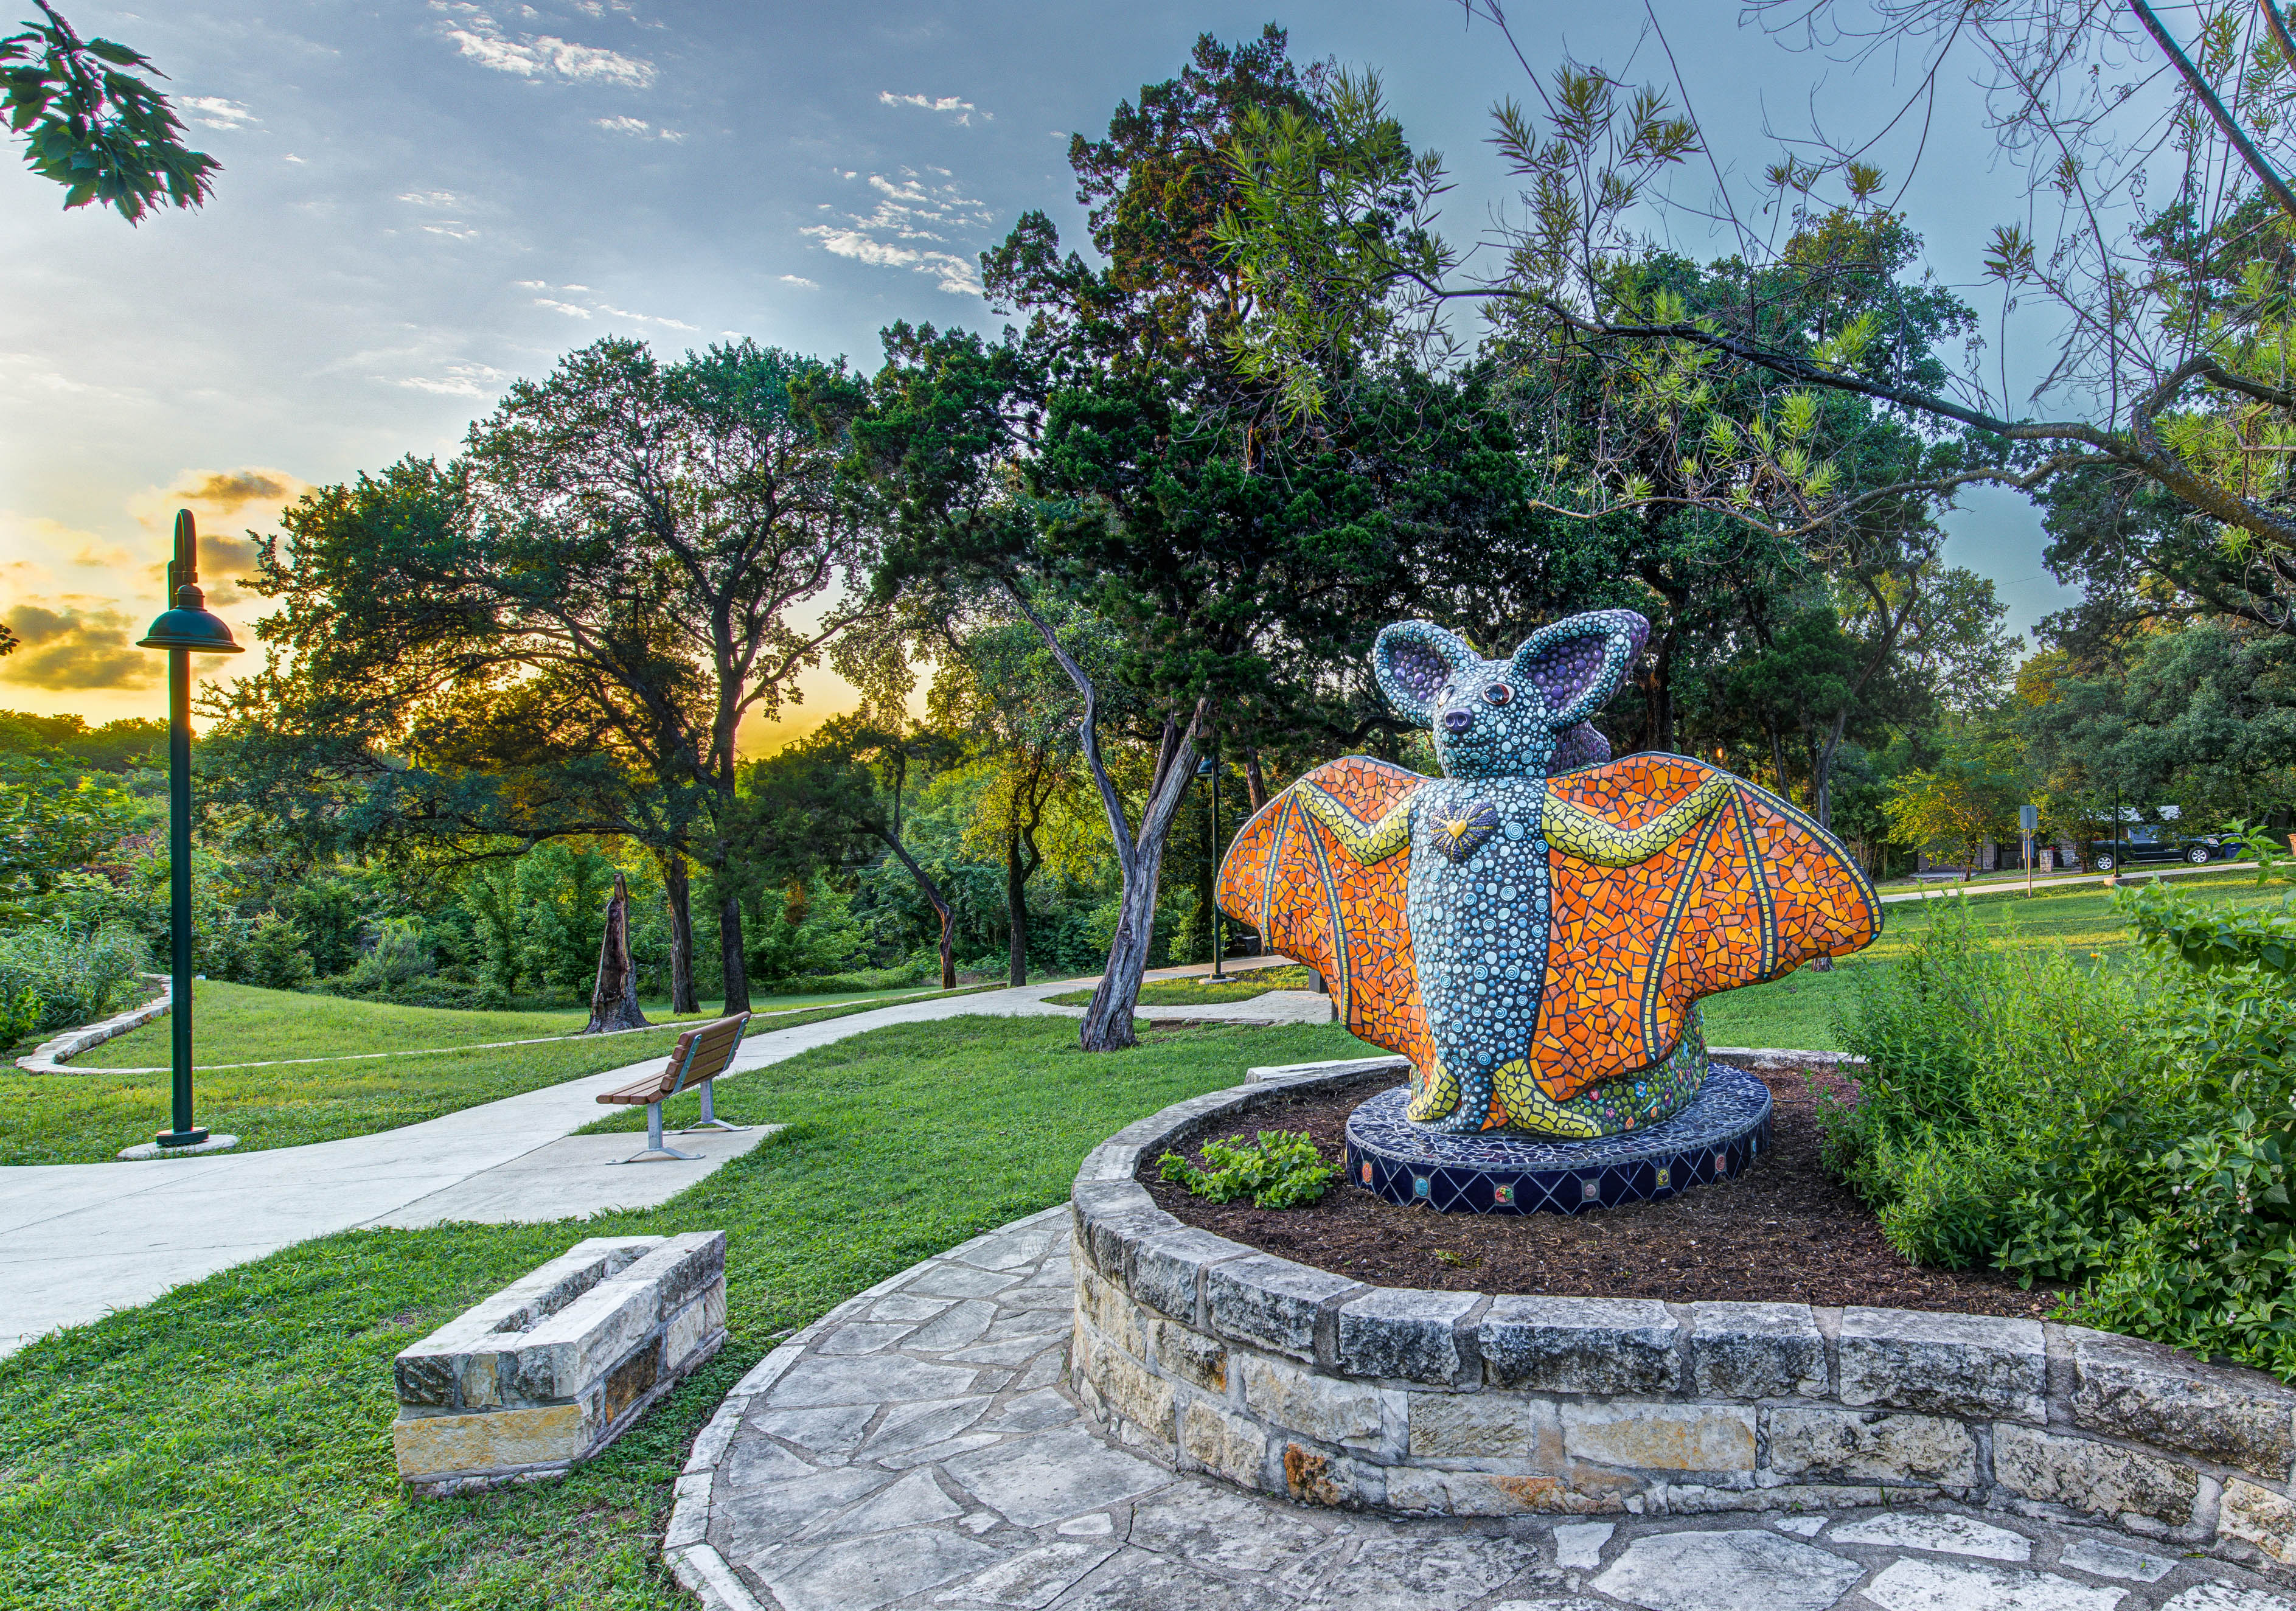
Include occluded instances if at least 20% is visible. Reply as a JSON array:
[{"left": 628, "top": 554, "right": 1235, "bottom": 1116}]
[{"left": 1216, "top": 611, "right": 1880, "bottom": 1139}]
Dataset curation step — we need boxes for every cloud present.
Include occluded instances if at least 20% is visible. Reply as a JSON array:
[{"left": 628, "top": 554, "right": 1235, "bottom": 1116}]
[
  {"left": 535, "top": 298, "right": 593, "bottom": 318},
  {"left": 779, "top": 274, "right": 818, "bottom": 288},
  {"left": 398, "top": 190, "right": 466, "bottom": 206},
  {"left": 180, "top": 96, "right": 259, "bottom": 131},
  {"left": 432, "top": 2, "right": 656, "bottom": 86},
  {"left": 799, "top": 169, "right": 989, "bottom": 295},
  {"left": 880, "top": 91, "right": 985, "bottom": 125},
  {"left": 394, "top": 363, "right": 507, "bottom": 398},
  {"left": 595, "top": 115, "right": 684, "bottom": 140},
  {"left": 0, "top": 604, "right": 160, "bottom": 691},
  {"left": 596, "top": 302, "right": 695, "bottom": 331},
  {"left": 173, "top": 471, "right": 292, "bottom": 513}
]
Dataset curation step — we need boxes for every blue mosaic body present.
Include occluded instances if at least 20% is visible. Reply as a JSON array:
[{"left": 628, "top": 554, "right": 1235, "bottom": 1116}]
[
  {"left": 1365, "top": 611, "right": 1660, "bottom": 1135},
  {"left": 1407, "top": 774, "right": 1553, "bottom": 1129}
]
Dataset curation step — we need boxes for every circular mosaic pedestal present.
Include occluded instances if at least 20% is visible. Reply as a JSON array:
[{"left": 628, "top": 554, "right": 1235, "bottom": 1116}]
[{"left": 1342, "top": 1063, "right": 1772, "bottom": 1215}]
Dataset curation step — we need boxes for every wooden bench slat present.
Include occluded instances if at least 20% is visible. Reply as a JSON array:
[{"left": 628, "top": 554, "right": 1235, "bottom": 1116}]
[{"left": 595, "top": 1013, "right": 750, "bottom": 1106}]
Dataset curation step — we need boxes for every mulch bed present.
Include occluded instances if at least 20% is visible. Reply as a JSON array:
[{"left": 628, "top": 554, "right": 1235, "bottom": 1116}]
[{"left": 1138, "top": 1065, "right": 2063, "bottom": 1320}]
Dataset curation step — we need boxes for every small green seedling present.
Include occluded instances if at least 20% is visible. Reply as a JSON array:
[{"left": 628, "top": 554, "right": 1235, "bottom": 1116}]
[{"left": 1159, "top": 1128, "right": 1336, "bottom": 1209}]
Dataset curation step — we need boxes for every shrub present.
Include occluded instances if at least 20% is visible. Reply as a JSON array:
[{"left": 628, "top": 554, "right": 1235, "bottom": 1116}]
[
  {"left": 1158, "top": 1130, "right": 1336, "bottom": 1209},
  {"left": 241, "top": 913, "right": 315, "bottom": 991},
  {"left": 751, "top": 961, "right": 933, "bottom": 998},
  {"left": 1823, "top": 899, "right": 2182, "bottom": 1278},
  {"left": 0, "top": 920, "right": 151, "bottom": 1040}
]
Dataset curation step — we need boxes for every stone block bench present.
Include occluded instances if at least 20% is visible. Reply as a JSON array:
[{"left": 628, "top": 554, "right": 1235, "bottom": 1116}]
[
  {"left": 392, "top": 1230, "right": 726, "bottom": 1493},
  {"left": 1068, "top": 1066, "right": 2296, "bottom": 1578}
]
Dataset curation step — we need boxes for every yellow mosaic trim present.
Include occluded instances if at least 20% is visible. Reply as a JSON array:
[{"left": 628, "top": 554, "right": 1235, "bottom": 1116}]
[
  {"left": 1293, "top": 782, "right": 1414, "bottom": 866},
  {"left": 1406, "top": 1056, "right": 1459, "bottom": 1123},
  {"left": 1543, "top": 776, "right": 1730, "bottom": 867},
  {"left": 1491, "top": 1059, "right": 1605, "bottom": 1138}
]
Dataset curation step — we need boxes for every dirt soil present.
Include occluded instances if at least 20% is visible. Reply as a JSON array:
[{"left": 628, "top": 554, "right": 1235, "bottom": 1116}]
[{"left": 1139, "top": 1066, "right": 2062, "bottom": 1320}]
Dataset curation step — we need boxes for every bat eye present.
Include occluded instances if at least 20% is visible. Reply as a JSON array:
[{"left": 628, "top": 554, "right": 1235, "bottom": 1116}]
[
  {"left": 1483, "top": 683, "right": 1514, "bottom": 706},
  {"left": 1438, "top": 684, "right": 1453, "bottom": 701}
]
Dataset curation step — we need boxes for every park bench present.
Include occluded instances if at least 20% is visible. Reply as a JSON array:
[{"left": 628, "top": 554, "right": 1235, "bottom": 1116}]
[{"left": 597, "top": 1012, "right": 750, "bottom": 1163}]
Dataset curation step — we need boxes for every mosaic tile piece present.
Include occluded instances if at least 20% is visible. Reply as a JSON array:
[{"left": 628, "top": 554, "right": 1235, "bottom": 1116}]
[{"left": 1216, "top": 609, "right": 1880, "bottom": 1144}]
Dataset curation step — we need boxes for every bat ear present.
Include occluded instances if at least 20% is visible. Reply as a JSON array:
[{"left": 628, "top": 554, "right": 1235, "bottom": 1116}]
[
  {"left": 1511, "top": 610, "right": 1649, "bottom": 731},
  {"left": 1374, "top": 621, "right": 1481, "bottom": 726}
]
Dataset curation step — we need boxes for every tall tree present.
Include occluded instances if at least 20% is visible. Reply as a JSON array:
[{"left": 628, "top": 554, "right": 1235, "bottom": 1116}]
[
  {"left": 1219, "top": 10, "right": 2296, "bottom": 577},
  {"left": 220, "top": 338, "right": 868, "bottom": 1013}
]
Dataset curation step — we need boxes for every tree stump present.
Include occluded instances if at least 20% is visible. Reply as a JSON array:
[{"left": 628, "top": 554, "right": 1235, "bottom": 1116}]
[{"left": 584, "top": 871, "right": 652, "bottom": 1035}]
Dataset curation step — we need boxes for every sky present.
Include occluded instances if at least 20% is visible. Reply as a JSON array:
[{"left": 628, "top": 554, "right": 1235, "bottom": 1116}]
[{"left": 0, "top": 0, "right": 2093, "bottom": 743}]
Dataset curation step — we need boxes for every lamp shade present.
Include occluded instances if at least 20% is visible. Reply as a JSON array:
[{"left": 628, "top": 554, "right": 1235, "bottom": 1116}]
[{"left": 139, "top": 597, "right": 243, "bottom": 654}]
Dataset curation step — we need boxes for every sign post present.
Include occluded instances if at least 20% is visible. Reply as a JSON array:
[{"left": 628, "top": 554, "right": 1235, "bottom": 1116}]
[{"left": 2019, "top": 804, "right": 2039, "bottom": 896}]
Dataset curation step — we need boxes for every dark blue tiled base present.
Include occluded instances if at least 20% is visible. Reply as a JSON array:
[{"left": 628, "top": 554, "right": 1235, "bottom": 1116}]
[{"left": 1343, "top": 1065, "right": 1773, "bottom": 1215}]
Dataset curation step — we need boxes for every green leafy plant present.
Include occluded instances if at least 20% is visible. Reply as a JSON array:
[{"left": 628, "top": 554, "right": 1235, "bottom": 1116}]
[
  {"left": 1, "top": 2, "right": 218, "bottom": 220},
  {"left": 1158, "top": 1129, "right": 1337, "bottom": 1209}
]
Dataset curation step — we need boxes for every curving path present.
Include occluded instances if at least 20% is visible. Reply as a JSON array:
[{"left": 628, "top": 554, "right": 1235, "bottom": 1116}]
[
  {"left": 669, "top": 1208, "right": 2296, "bottom": 1611},
  {"left": 0, "top": 961, "right": 1294, "bottom": 1359}
]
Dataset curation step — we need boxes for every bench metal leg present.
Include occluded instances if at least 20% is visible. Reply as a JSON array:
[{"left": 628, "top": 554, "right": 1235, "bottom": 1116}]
[
  {"left": 680, "top": 1081, "right": 745, "bottom": 1134},
  {"left": 613, "top": 1100, "right": 701, "bottom": 1164}
]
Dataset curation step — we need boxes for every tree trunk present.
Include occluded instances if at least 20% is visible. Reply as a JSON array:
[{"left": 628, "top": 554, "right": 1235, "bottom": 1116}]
[
  {"left": 663, "top": 850, "right": 698, "bottom": 1013},
  {"left": 584, "top": 871, "right": 652, "bottom": 1033},
  {"left": 1075, "top": 717, "right": 1203, "bottom": 1050},
  {"left": 1245, "top": 748, "right": 1270, "bottom": 812},
  {"left": 1006, "top": 828, "right": 1029, "bottom": 988},
  {"left": 717, "top": 886, "right": 750, "bottom": 1014},
  {"left": 877, "top": 829, "right": 957, "bottom": 989}
]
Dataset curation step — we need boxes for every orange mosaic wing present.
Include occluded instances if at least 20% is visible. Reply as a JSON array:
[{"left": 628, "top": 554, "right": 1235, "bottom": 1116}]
[
  {"left": 1530, "top": 753, "right": 1880, "bottom": 1103},
  {"left": 1216, "top": 756, "right": 1433, "bottom": 1070}
]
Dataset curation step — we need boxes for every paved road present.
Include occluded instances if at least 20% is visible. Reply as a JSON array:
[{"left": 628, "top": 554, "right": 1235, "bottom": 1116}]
[{"left": 669, "top": 1209, "right": 2295, "bottom": 1611}]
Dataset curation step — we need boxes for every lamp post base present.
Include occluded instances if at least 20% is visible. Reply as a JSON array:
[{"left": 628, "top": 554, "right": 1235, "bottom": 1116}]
[{"left": 119, "top": 1132, "right": 239, "bottom": 1160}]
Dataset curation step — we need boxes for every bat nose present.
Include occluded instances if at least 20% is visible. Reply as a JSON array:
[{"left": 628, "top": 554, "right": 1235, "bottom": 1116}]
[{"left": 1442, "top": 708, "right": 1472, "bottom": 735}]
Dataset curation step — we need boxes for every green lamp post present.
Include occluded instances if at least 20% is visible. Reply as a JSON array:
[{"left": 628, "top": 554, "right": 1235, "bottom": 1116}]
[{"left": 134, "top": 509, "right": 242, "bottom": 1155}]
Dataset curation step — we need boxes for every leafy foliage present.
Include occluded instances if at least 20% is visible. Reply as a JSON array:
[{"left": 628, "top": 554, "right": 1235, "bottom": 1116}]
[
  {"left": 0, "top": 917, "right": 149, "bottom": 1041},
  {"left": 1, "top": 2, "right": 217, "bottom": 220},
  {"left": 1158, "top": 1128, "right": 1337, "bottom": 1208}
]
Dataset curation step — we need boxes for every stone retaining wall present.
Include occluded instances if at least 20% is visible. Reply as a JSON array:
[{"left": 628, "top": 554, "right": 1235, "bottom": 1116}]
[
  {"left": 1068, "top": 1068, "right": 2296, "bottom": 1576},
  {"left": 15, "top": 974, "right": 169, "bottom": 1074}
]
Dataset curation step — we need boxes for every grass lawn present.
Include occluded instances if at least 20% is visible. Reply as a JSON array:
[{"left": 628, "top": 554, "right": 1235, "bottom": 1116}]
[
  {"left": 1700, "top": 866, "right": 2295, "bottom": 1051},
  {"left": 0, "top": 1014, "right": 1369, "bottom": 1611},
  {"left": 4, "top": 981, "right": 996, "bottom": 1165},
  {"left": 1042, "top": 964, "right": 1318, "bottom": 1007}
]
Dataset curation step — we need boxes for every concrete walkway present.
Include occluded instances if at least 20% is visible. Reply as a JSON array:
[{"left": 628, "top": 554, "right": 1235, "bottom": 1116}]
[
  {"left": 0, "top": 959, "right": 1304, "bottom": 1360},
  {"left": 668, "top": 1209, "right": 2296, "bottom": 1611}
]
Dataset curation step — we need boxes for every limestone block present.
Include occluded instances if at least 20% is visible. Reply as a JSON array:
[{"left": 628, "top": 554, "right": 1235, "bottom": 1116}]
[
  {"left": 1837, "top": 1306, "right": 2046, "bottom": 1424},
  {"left": 392, "top": 1402, "right": 589, "bottom": 1478},
  {"left": 1992, "top": 1423, "right": 2200, "bottom": 1525},
  {"left": 2071, "top": 1327, "right": 2296, "bottom": 1481},
  {"left": 392, "top": 1231, "right": 729, "bottom": 1487},
  {"left": 1127, "top": 1227, "right": 1244, "bottom": 1324},
  {"left": 2219, "top": 1478, "right": 2296, "bottom": 1564},
  {"left": 1689, "top": 1303, "right": 1827, "bottom": 1400},
  {"left": 1406, "top": 1390, "right": 1562, "bottom": 1464},
  {"left": 1762, "top": 1407, "right": 1978, "bottom": 1487},
  {"left": 1478, "top": 1296, "right": 1680, "bottom": 1394},
  {"left": 1385, "top": 1466, "right": 1624, "bottom": 1515},
  {"left": 1239, "top": 1354, "right": 1388, "bottom": 1450},
  {"left": 1180, "top": 1399, "right": 1269, "bottom": 1488},
  {"left": 1068, "top": 1181, "right": 1159, "bottom": 1281},
  {"left": 392, "top": 1235, "right": 663, "bottom": 1408},
  {"left": 663, "top": 1282, "right": 725, "bottom": 1374},
  {"left": 1203, "top": 1255, "right": 1362, "bottom": 1365},
  {"left": 1561, "top": 1402, "right": 1756, "bottom": 1475},
  {"left": 1282, "top": 1442, "right": 1383, "bottom": 1508},
  {"left": 1337, "top": 1289, "right": 1478, "bottom": 1385},
  {"left": 1086, "top": 1325, "right": 1175, "bottom": 1440},
  {"left": 1147, "top": 1317, "right": 1227, "bottom": 1394},
  {"left": 1076, "top": 1270, "right": 1144, "bottom": 1359}
]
